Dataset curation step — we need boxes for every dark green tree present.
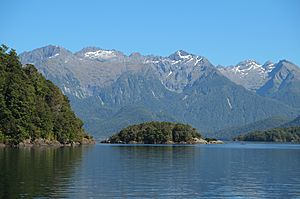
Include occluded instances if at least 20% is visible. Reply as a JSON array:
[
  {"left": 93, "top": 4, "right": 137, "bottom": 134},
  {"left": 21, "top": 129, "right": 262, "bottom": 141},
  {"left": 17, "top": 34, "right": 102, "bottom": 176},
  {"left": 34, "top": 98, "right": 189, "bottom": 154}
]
[{"left": 0, "top": 45, "right": 92, "bottom": 145}]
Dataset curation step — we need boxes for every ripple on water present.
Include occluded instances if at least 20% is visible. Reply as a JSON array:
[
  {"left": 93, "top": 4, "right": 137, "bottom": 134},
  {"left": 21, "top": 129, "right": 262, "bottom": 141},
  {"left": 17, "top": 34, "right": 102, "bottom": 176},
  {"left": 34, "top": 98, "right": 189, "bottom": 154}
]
[{"left": 0, "top": 143, "right": 300, "bottom": 198}]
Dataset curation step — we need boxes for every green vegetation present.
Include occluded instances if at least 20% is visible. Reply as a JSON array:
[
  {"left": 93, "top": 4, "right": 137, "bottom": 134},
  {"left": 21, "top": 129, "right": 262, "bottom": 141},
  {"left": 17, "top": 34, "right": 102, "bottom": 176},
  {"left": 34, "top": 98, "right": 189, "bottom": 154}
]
[
  {"left": 234, "top": 126, "right": 300, "bottom": 142},
  {"left": 105, "top": 121, "right": 202, "bottom": 144},
  {"left": 214, "top": 116, "right": 292, "bottom": 140},
  {"left": 0, "top": 45, "right": 92, "bottom": 145}
]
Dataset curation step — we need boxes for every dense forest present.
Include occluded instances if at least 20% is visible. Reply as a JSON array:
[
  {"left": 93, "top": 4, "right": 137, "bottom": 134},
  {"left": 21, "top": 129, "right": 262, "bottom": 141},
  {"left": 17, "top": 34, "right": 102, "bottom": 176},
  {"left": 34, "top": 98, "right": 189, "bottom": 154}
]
[
  {"left": 0, "top": 45, "right": 92, "bottom": 146},
  {"left": 234, "top": 126, "right": 300, "bottom": 142},
  {"left": 103, "top": 121, "right": 206, "bottom": 144}
]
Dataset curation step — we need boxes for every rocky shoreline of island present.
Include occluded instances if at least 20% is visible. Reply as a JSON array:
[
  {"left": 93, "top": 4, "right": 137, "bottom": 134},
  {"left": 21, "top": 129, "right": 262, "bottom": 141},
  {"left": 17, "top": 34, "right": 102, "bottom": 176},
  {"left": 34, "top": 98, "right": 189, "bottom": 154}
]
[
  {"left": 101, "top": 122, "right": 224, "bottom": 145},
  {"left": 0, "top": 138, "right": 95, "bottom": 148},
  {"left": 101, "top": 137, "right": 223, "bottom": 144}
]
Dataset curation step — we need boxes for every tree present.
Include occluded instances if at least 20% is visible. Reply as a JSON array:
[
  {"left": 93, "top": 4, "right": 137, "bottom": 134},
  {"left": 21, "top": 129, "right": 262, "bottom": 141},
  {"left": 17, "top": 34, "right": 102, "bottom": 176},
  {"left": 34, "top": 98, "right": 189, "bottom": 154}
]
[{"left": 0, "top": 45, "right": 91, "bottom": 145}]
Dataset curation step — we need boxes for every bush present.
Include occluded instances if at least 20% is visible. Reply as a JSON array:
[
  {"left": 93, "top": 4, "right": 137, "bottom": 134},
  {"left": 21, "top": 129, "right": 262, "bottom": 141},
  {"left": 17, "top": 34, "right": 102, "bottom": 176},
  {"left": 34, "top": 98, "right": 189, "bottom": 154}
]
[
  {"left": 107, "top": 121, "right": 202, "bottom": 144},
  {"left": 0, "top": 45, "right": 90, "bottom": 145}
]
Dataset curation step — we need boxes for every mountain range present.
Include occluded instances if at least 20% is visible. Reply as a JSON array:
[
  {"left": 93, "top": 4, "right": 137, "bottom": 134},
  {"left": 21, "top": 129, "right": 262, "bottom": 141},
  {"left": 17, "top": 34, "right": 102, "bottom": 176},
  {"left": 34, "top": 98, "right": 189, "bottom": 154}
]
[
  {"left": 218, "top": 59, "right": 300, "bottom": 108},
  {"left": 19, "top": 45, "right": 300, "bottom": 139}
]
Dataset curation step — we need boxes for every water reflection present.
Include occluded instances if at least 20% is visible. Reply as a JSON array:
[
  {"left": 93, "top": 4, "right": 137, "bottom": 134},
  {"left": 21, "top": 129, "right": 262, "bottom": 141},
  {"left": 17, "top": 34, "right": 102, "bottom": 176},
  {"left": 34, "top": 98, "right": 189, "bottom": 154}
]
[
  {"left": 0, "top": 146, "right": 92, "bottom": 198},
  {"left": 1, "top": 144, "right": 300, "bottom": 198},
  {"left": 72, "top": 144, "right": 300, "bottom": 198}
]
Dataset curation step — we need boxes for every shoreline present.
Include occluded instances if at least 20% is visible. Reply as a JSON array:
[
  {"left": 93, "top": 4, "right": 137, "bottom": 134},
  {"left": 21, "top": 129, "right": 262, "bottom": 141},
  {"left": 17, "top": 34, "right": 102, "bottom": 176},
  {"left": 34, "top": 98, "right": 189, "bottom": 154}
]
[
  {"left": 101, "top": 138, "right": 224, "bottom": 145},
  {"left": 0, "top": 138, "right": 95, "bottom": 148}
]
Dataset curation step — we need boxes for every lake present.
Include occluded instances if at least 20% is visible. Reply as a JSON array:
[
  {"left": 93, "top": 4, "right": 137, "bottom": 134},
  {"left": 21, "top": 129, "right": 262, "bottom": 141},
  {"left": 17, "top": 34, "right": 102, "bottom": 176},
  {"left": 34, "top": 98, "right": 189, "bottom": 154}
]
[{"left": 0, "top": 143, "right": 300, "bottom": 198}]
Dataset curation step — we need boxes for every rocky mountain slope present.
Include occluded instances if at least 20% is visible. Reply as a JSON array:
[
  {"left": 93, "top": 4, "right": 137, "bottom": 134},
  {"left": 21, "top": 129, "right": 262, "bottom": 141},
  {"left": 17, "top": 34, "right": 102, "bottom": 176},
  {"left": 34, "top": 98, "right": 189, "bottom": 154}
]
[
  {"left": 218, "top": 60, "right": 275, "bottom": 91},
  {"left": 214, "top": 116, "right": 292, "bottom": 140},
  {"left": 19, "top": 46, "right": 300, "bottom": 139},
  {"left": 219, "top": 60, "right": 300, "bottom": 108},
  {"left": 282, "top": 115, "right": 300, "bottom": 127}
]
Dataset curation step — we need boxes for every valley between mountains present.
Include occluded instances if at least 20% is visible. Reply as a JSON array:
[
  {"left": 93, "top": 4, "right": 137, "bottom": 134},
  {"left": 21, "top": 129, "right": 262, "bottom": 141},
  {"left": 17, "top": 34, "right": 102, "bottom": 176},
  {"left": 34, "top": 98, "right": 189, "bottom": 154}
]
[{"left": 20, "top": 46, "right": 300, "bottom": 139}]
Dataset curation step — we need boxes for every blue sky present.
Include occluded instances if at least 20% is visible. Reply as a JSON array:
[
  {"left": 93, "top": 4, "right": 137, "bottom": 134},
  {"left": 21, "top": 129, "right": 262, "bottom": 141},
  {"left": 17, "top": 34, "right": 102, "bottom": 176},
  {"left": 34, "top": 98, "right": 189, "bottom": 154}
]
[{"left": 1, "top": 0, "right": 300, "bottom": 66}]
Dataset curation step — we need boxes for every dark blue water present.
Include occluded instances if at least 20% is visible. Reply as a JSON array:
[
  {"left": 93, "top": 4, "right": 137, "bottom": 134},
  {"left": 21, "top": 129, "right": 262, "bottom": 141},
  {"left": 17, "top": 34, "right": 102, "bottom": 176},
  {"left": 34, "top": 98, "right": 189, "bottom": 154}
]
[{"left": 1, "top": 143, "right": 300, "bottom": 198}]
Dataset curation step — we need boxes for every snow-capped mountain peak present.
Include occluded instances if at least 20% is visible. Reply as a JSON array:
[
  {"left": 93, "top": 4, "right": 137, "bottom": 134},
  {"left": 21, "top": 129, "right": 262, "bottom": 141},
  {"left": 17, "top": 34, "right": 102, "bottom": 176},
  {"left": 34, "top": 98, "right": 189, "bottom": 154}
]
[
  {"left": 235, "top": 60, "right": 262, "bottom": 70},
  {"left": 74, "top": 47, "right": 124, "bottom": 60},
  {"left": 176, "top": 50, "right": 192, "bottom": 59},
  {"left": 218, "top": 60, "right": 272, "bottom": 91},
  {"left": 142, "top": 51, "right": 214, "bottom": 92},
  {"left": 168, "top": 50, "right": 193, "bottom": 61},
  {"left": 262, "top": 61, "right": 275, "bottom": 72},
  {"left": 84, "top": 49, "right": 117, "bottom": 59}
]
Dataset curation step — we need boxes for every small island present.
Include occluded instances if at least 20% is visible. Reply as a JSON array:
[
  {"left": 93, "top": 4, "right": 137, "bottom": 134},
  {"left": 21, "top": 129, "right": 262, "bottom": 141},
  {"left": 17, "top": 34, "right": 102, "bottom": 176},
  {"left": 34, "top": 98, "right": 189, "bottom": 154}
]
[
  {"left": 102, "top": 121, "right": 223, "bottom": 144},
  {"left": 234, "top": 126, "right": 300, "bottom": 143}
]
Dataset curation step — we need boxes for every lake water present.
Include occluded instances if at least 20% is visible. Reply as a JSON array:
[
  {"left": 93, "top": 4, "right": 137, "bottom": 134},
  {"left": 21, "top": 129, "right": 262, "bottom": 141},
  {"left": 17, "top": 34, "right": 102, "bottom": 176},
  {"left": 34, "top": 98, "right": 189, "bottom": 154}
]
[{"left": 1, "top": 143, "right": 300, "bottom": 198}]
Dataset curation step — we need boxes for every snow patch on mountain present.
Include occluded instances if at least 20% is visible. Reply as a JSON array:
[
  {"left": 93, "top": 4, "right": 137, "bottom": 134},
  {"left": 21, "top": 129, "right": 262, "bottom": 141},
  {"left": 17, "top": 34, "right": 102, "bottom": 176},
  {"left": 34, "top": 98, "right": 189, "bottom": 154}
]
[
  {"left": 143, "top": 51, "right": 211, "bottom": 92},
  {"left": 218, "top": 60, "right": 276, "bottom": 91},
  {"left": 97, "top": 96, "right": 105, "bottom": 105},
  {"left": 194, "top": 57, "right": 203, "bottom": 66},
  {"left": 166, "top": 71, "right": 173, "bottom": 78},
  {"left": 227, "top": 97, "right": 233, "bottom": 109},
  {"left": 49, "top": 53, "right": 60, "bottom": 59},
  {"left": 177, "top": 50, "right": 193, "bottom": 60},
  {"left": 231, "top": 60, "right": 263, "bottom": 75},
  {"left": 84, "top": 50, "right": 117, "bottom": 59},
  {"left": 182, "top": 95, "right": 188, "bottom": 100},
  {"left": 151, "top": 90, "right": 158, "bottom": 99}
]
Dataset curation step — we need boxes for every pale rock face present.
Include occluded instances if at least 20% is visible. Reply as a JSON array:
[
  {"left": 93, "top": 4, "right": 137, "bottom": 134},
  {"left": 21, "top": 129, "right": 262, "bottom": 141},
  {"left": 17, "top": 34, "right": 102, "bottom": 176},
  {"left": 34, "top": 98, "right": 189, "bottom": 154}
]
[
  {"left": 19, "top": 46, "right": 300, "bottom": 106},
  {"left": 218, "top": 59, "right": 300, "bottom": 96},
  {"left": 257, "top": 60, "right": 300, "bottom": 94},
  {"left": 144, "top": 50, "right": 215, "bottom": 92},
  {"left": 84, "top": 50, "right": 117, "bottom": 59},
  {"left": 219, "top": 59, "right": 300, "bottom": 108},
  {"left": 26, "top": 47, "right": 217, "bottom": 96},
  {"left": 19, "top": 45, "right": 300, "bottom": 138},
  {"left": 218, "top": 60, "right": 271, "bottom": 91}
]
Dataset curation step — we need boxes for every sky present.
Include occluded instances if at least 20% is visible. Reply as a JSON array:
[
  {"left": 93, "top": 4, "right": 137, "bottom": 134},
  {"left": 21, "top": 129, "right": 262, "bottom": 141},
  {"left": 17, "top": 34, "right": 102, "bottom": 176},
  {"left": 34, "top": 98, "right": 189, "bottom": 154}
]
[{"left": 1, "top": 0, "right": 300, "bottom": 66}]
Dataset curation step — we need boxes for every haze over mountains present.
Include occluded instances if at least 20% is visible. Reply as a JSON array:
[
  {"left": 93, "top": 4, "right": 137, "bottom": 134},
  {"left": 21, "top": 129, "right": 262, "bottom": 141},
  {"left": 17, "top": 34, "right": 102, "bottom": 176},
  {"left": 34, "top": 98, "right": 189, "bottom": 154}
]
[{"left": 20, "top": 45, "right": 300, "bottom": 139}]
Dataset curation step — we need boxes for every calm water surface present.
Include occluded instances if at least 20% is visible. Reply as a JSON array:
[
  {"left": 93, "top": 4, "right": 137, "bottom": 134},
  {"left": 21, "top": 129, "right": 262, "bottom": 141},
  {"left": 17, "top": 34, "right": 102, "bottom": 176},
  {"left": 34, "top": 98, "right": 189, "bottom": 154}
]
[{"left": 0, "top": 143, "right": 300, "bottom": 198}]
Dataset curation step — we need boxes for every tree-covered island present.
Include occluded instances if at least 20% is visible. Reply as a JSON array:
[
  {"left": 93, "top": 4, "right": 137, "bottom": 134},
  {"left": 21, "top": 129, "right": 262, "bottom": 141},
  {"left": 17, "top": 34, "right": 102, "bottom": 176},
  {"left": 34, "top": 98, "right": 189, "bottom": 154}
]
[
  {"left": 102, "top": 121, "right": 223, "bottom": 144},
  {"left": 0, "top": 45, "right": 94, "bottom": 147},
  {"left": 234, "top": 126, "right": 300, "bottom": 143}
]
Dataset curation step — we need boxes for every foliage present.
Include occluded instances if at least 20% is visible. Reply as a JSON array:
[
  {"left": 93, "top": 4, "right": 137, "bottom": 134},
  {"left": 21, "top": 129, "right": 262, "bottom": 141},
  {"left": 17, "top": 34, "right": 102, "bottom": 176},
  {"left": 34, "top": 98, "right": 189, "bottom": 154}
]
[
  {"left": 107, "top": 121, "right": 202, "bottom": 144},
  {"left": 214, "top": 116, "right": 292, "bottom": 140},
  {"left": 234, "top": 126, "right": 300, "bottom": 142},
  {"left": 0, "top": 45, "right": 90, "bottom": 145},
  {"left": 20, "top": 47, "right": 299, "bottom": 140}
]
